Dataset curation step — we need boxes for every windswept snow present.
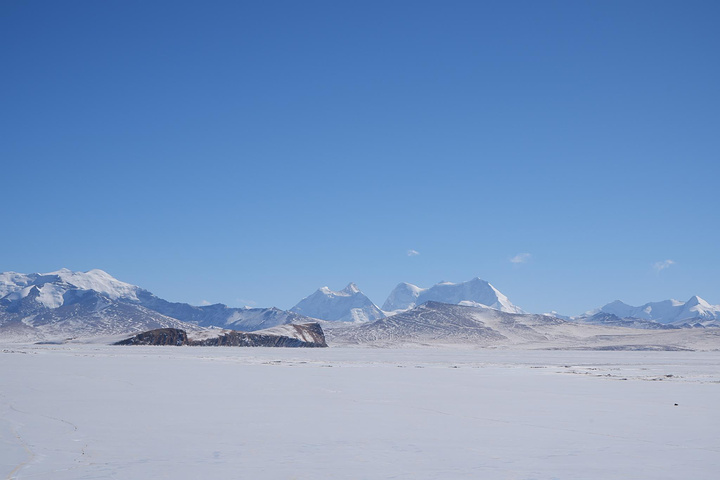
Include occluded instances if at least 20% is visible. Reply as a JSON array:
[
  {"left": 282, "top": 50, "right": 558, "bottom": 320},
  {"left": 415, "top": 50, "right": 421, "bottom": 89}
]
[{"left": 1, "top": 346, "right": 718, "bottom": 480}]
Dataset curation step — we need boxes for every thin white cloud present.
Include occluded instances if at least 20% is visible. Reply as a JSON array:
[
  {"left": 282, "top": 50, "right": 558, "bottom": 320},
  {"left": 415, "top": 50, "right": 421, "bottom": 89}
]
[
  {"left": 200, "top": 300, "right": 212, "bottom": 306},
  {"left": 653, "top": 259, "right": 675, "bottom": 273},
  {"left": 407, "top": 249, "right": 420, "bottom": 257},
  {"left": 238, "top": 298, "right": 257, "bottom": 307},
  {"left": 510, "top": 253, "right": 531, "bottom": 264}
]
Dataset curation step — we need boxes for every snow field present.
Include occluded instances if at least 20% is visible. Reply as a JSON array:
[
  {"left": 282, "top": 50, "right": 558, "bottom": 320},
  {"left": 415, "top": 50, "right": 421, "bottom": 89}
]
[{"left": 1, "top": 346, "right": 719, "bottom": 479}]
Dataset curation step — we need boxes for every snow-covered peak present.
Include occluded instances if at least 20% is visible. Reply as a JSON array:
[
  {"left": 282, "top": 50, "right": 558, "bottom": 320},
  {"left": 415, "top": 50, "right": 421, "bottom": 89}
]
[
  {"left": 318, "top": 283, "right": 361, "bottom": 297},
  {"left": 291, "top": 283, "right": 385, "bottom": 322},
  {"left": 678, "top": 295, "right": 717, "bottom": 321},
  {"left": 685, "top": 295, "right": 708, "bottom": 308},
  {"left": 0, "top": 268, "right": 141, "bottom": 309},
  {"left": 45, "top": 269, "right": 141, "bottom": 301},
  {"left": 593, "top": 300, "right": 634, "bottom": 318},
  {"left": 382, "top": 277, "right": 524, "bottom": 314},
  {"left": 381, "top": 282, "right": 423, "bottom": 313}
]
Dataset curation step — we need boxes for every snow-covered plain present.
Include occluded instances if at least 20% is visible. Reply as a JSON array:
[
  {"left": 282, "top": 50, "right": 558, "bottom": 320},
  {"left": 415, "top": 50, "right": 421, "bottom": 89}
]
[{"left": 1, "top": 346, "right": 719, "bottom": 479}]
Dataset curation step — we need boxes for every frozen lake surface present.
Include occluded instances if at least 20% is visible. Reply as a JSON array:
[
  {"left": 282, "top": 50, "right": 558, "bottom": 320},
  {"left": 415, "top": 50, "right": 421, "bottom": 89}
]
[{"left": 2, "top": 345, "right": 719, "bottom": 479}]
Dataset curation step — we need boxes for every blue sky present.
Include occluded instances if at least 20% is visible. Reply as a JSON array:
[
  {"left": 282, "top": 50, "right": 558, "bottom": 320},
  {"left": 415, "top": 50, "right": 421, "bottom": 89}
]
[{"left": 2, "top": 1, "right": 719, "bottom": 315}]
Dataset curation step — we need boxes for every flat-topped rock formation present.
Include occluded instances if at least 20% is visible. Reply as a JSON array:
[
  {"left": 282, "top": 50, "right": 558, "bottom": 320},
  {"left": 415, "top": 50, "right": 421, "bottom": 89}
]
[{"left": 115, "top": 322, "right": 327, "bottom": 348}]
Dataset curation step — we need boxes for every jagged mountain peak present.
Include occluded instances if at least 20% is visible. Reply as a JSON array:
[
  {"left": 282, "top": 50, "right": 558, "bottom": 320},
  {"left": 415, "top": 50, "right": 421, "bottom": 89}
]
[
  {"left": 318, "top": 283, "right": 361, "bottom": 297},
  {"left": 685, "top": 295, "right": 709, "bottom": 307},
  {"left": 291, "top": 283, "right": 384, "bottom": 323}
]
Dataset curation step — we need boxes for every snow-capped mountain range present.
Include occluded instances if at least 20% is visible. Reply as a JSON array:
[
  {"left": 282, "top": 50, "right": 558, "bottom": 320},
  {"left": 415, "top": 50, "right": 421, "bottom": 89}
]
[
  {"left": 0, "top": 269, "right": 314, "bottom": 342},
  {"left": 382, "top": 277, "right": 525, "bottom": 314},
  {"left": 1, "top": 268, "right": 718, "bottom": 343},
  {"left": 575, "top": 297, "right": 720, "bottom": 328},
  {"left": 290, "top": 277, "right": 525, "bottom": 324}
]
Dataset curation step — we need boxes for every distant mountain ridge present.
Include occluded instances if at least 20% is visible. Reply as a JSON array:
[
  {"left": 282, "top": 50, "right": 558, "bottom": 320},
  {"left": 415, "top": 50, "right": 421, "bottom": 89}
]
[
  {"left": 135, "top": 290, "right": 310, "bottom": 331},
  {"left": 327, "top": 301, "right": 718, "bottom": 350},
  {"left": 575, "top": 296, "right": 720, "bottom": 328},
  {"left": 382, "top": 277, "right": 524, "bottom": 314}
]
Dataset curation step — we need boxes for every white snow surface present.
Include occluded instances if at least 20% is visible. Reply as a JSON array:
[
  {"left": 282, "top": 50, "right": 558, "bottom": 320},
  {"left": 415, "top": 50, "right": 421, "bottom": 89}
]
[
  {"left": 291, "top": 283, "right": 385, "bottom": 323},
  {"left": 382, "top": 277, "right": 525, "bottom": 314},
  {"left": 0, "top": 272, "right": 33, "bottom": 297},
  {"left": 1, "top": 345, "right": 719, "bottom": 480},
  {"left": 36, "top": 284, "right": 65, "bottom": 309}
]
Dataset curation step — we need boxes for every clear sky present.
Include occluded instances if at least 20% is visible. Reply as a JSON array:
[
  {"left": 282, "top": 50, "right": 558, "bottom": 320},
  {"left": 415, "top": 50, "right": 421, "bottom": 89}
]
[{"left": 2, "top": 1, "right": 719, "bottom": 315}]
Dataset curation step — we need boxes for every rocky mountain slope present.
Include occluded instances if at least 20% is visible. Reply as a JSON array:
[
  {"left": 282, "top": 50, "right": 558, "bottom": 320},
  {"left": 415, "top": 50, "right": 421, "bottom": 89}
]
[
  {"left": 328, "top": 301, "right": 720, "bottom": 350},
  {"left": 0, "top": 287, "right": 193, "bottom": 343}
]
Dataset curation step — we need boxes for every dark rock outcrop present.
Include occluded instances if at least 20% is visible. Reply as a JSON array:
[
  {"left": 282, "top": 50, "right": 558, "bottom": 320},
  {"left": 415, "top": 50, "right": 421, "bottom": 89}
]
[
  {"left": 115, "top": 328, "right": 189, "bottom": 346},
  {"left": 114, "top": 323, "right": 328, "bottom": 348}
]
